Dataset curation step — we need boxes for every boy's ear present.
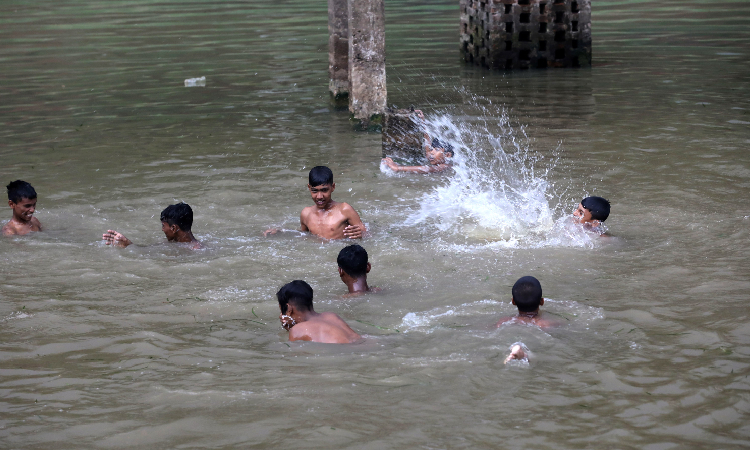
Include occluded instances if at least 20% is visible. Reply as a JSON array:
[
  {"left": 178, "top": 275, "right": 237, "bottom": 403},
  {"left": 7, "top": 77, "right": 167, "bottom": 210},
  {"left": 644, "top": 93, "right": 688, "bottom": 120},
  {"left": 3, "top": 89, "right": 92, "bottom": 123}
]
[
  {"left": 286, "top": 303, "right": 297, "bottom": 317},
  {"left": 366, "top": 262, "right": 371, "bottom": 274},
  {"left": 8, "top": 200, "right": 16, "bottom": 208},
  {"left": 337, "top": 267, "right": 345, "bottom": 277},
  {"left": 511, "top": 297, "right": 517, "bottom": 306},
  {"left": 539, "top": 298, "right": 544, "bottom": 306}
]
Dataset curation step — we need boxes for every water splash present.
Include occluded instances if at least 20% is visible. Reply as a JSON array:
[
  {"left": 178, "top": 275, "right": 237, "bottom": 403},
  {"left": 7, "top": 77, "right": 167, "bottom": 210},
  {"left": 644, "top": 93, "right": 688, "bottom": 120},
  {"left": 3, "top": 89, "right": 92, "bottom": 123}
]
[{"left": 404, "top": 102, "right": 596, "bottom": 249}]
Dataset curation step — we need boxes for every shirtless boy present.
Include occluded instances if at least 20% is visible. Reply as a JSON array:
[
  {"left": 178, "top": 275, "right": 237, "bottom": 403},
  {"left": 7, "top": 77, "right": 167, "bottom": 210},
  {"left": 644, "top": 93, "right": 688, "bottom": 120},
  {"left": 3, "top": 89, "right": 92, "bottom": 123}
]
[
  {"left": 103, "top": 202, "right": 200, "bottom": 249},
  {"left": 337, "top": 244, "right": 379, "bottom": 296},
  {"left": 496, "top": 276, "right": 556, "bottom": 329},
  {"left": 3, "top": 180, "right": 42, "bottom": 236},
  {"left": 265, "top": 166, "right": 366, "bottom": 240},
  {"left": 573, "top": 196, "right": 610, "bottom": 235},
  {"left": 277, "top": 280, "right": 361, "bottom": 344},
  {"left": 382, "top": 137, "right": 454, "bottom": 174},
  {"left": 382, "top": 110, "right": 454, "bottom": 174}
]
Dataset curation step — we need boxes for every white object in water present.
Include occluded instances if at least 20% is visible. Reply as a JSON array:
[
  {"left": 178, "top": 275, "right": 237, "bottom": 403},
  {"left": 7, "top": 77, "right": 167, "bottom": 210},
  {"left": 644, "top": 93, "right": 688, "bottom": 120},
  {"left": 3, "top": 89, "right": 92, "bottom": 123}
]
[{"left": 184, "top": 76, "right": 206, "bottom": 87}]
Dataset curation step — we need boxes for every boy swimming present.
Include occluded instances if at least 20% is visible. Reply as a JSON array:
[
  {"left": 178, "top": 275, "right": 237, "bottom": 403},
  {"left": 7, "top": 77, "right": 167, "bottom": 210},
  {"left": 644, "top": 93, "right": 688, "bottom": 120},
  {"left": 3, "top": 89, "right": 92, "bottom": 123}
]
[
  {"left": 337, "top": 244, "right": 380, "bottom": 296},
  {"left": 382, "top": 109, "right": 454, "bottom": 174},
  {"left": 496, "top": 276, "right": 556, "bottom": 328},
  {"left": 103, "top": 202, "right": 200, "bottom": 249},
  {"left": 265, "top": 166, "right": 366, "bottom": 240},
  {"left": 277, "top": 280, "right": 361, "bottom": 344},
  {"left": 573, "top": 196, "right": 610, "bottom": 235},
  {"left": 3, "top": 180, "right": 42, "bottom": 236},
  {"left": 382, "top": 137, "right": 454, "bottom": 174}
]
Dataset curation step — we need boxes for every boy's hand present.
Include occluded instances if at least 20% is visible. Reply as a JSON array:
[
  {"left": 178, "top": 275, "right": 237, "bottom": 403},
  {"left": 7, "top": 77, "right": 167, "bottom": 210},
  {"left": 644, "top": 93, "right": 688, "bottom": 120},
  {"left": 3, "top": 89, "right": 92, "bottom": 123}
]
[
  {"left": 504, "top": 344, "right": 526, "bottom": 364},
  {"left": 382, "top": 157, "right": 399, "bottom": 171},
  {"left": 343, "top": 224, "right": 364, "bottom": 239},
  {"left": 263, "top": 228, "right": 279, "bottom": 237},
  {"left": 103, "top": 229, "right": 132, "bottom": 247}
]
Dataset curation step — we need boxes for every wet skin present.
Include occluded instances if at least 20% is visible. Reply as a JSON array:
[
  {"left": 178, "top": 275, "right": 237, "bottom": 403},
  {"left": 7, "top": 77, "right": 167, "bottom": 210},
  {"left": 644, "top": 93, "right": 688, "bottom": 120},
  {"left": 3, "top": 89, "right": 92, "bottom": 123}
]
[
  {"left": 299, "top": 183, "right": 365, "bottom": 239},
  {"left": 279, "top": 303, "right": 361, "bottom": 344},
  {"left": 2, "top": 197, "right": 42, "bottom": 236},
  {"left": 103, "top": 221, "right": 200, "bottom": 249}
]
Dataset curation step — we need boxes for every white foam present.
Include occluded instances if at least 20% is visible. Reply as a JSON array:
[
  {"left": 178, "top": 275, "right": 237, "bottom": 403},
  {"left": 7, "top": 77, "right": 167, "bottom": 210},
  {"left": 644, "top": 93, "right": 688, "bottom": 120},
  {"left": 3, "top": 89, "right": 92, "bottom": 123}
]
[{"left": 403, "top": 108, "right": 598, "bottom": 249}]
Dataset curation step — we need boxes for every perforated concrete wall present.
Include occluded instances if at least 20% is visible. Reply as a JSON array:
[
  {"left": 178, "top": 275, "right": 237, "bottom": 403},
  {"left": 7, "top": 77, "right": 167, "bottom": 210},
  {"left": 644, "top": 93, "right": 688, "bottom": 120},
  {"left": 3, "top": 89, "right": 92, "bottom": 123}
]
[{"left": 460, "top": 0, "right": 591, "bottom": 70}]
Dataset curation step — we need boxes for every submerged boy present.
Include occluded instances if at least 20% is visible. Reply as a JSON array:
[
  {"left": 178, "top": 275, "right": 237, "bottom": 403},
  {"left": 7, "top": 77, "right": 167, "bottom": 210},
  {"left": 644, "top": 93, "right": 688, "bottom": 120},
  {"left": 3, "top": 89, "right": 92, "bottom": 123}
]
[
  {"left": 573, "top": 196, "right": 610, "bottom": 235},
  {"left": 3, "top": 180, "right": 42, "bottom": 236},
  {"left": 496, "top": 276, "right": 556, "bottom": 329},
  {"left": 337, "top": 244, "right": 380, "bottom": 296},
  {"left": 277, "top": 280, "right": 361, "bottom": 344},
  {"left": 103, "top": 202, "right": 200, "bottom": 249},
  {"left": 265, "top": 166, "right": 366, "bottom": 240}
]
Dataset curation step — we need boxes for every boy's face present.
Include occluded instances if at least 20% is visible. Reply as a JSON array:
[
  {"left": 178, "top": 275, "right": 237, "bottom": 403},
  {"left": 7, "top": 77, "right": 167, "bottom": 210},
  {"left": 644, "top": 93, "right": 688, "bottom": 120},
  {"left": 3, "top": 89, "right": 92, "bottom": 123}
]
[
  {"left": 161, "top": 221, "right": 179, "bottom": 241},
  {"left": 9, "top": 197, "right": 37, "bottom": 222},
  {"left": 573, "top": 203, "right": 595, "bottom": 223},
  {"left": 426, "top": 147, "right": 448, "bottom": 165},
  {"left": 308, "top": 183, "right": 335, "bottom": 209}
]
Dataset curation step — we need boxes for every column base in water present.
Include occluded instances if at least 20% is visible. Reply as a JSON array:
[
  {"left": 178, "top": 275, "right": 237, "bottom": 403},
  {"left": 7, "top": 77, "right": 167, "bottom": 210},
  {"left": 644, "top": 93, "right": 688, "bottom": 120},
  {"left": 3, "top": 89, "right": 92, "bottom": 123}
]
[
  {"left": 348, "top": 0, "right": 386, "bottom": 128},
  {"left": 381, "top": 108, "right": 425, "bottom": 161}
]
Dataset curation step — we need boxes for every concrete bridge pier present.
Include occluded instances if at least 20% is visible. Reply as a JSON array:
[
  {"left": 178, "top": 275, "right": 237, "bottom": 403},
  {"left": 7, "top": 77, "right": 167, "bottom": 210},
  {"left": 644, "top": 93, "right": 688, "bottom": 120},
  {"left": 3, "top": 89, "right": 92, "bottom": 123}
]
[
  {"left": 345, "top": 0, "right": 387, "bottom": 128},
  {"left": 328, "top": 0, "right": 349, "bottom": 105}
]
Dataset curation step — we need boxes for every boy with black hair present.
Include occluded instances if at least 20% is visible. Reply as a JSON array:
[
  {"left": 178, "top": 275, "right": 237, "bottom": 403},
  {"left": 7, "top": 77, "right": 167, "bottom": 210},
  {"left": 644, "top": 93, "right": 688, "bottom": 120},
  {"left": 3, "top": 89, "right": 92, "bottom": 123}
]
[
  {"left": 573, "top": 196, "right": 611, "bottom": 234},
  {"left": 382, "top": 109, "right": 454, "bottom": 174},
  {"left": 337, "top": 244, "right": 379, "bottom": 295},
  {"left": 496, "top": 276, "right": 555, "bottom": 328},
  {"left": 277, "top": 280, "right": 361, "bottom": 344},
  {"left": 3, "top": 180, "right": 42, "bottom": 236},
  {"left": 103, "top": 202, "right": 200, "bottom": 249},
  {"left": 265, "top": 166, "right": 366, "bottom": 240}
]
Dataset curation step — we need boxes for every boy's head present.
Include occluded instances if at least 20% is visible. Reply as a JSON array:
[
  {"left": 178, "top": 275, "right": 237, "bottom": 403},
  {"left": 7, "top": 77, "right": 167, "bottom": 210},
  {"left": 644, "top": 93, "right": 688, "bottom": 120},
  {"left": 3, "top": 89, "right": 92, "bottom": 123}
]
[
  {"left": 277, "top": 280, "right": 314, "bottom": 315},
  {"left": 575, "top": 196, "right": 610, "bottom": 223},
  {"left": 7, "top": 180, "right": 38, "bottom": 222},
  {"left": 160, "top": 203, "right": 193, "bottom": 238},
  {"left": 7, "top": 180, "right": 37, "bottom": 204},
  {"left": 337, "top": 244, "right": 370, "bottom": 280},
  {"left": 308, "top": 166, "right": 335, "bottom": 208},
  {"left": 431, "top": 138, "right": 454, "bottom": 158},
  {"left": 309, "top": 166, "right": 334, "bottom": 188},
  {"left": 511, "top": 276, "right": 543, "bottom": 313}
]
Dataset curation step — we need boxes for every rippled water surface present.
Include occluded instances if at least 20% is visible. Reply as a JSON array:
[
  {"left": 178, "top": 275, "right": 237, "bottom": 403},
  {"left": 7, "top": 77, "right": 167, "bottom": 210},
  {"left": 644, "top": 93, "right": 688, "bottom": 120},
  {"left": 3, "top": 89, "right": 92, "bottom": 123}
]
[{"left": 1, "top": 0, "right": 749, "bottom": 448}]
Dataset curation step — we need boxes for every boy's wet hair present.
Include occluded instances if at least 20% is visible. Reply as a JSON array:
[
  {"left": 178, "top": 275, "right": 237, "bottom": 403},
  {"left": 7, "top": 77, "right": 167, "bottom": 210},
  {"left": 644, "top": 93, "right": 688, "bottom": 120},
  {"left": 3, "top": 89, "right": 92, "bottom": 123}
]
[
  {"left": 309, "top": 166, "right": 333, "bottom": 187},
  {"left": 277, "top": 280, "right": 314, "bottom": 314},
  {"left": 512, "top": 276, "right": 543, "bottom": 313},
  {"left": 431, "top": 138, "right": 454, "bottom": 157},
  {"left": 337, "top": 244, "right": 369, "bottom": 278},
  {"left": 581, "top": 196, "right": 610, "bottom": 222},
  {"left": 7, "top": 180, "right": 37, "bottom": 203},
  {"left": 160, "top": 203, "right": 193, "bottom": 231}
]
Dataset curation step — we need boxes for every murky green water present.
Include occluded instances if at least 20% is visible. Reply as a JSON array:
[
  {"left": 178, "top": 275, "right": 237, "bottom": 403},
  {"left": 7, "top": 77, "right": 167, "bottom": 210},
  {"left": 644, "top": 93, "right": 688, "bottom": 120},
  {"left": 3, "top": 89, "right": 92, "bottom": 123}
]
[{"left": 1, "top": 0, "right": 749, "bottom": 448}]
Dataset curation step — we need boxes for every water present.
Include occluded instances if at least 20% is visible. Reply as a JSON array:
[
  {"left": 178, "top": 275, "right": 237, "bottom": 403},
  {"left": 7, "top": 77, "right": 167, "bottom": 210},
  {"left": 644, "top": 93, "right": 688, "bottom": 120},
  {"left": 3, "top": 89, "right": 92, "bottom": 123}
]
[{"left": 1, "top": 0, "right": 750, "bottom": 448}]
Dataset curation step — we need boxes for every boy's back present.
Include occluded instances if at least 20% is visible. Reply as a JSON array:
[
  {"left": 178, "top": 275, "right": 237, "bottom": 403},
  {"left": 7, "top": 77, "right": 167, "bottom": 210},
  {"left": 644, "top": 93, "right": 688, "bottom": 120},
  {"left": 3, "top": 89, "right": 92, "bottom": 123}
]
[{"left": 289, "top": 311, "right": 361, "bottom": 343}]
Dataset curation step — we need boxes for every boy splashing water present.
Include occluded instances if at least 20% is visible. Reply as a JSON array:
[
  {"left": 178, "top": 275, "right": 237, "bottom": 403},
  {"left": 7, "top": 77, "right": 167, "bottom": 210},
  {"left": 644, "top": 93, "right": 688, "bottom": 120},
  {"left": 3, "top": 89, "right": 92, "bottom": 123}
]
[
  {"left": 3, "top": 180, "right": 42, "bottom": 236},
  {"left": 573, "top": 196, "right": 610, "bottom": 235}
]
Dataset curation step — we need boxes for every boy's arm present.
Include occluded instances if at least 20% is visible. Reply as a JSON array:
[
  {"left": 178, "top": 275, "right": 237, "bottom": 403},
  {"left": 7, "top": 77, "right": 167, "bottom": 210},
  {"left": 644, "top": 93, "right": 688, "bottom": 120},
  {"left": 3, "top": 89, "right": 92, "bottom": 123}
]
[
  {"left": 382, "top": 158, "right": 450, "bottom": 174},
  {"left": 299, "top": 209, "right": 310, "bottom": 232},
  {"left": 103, "top": 229, "right": 133, "bottom": 247},
  {"left": 341, "top": 203, "right": 365, "bottom": 239}
]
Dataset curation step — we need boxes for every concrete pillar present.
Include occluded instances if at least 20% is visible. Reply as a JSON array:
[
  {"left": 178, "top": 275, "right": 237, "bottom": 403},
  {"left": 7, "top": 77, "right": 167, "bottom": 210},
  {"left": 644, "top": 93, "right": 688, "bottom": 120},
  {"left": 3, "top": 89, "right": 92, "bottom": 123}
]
[
  {"left": 328, "top": 0, "right": 349, "bottom": 101},
  {"left": 347, "top": 0, "right": 387, "bottom": 128},
  {"left": 460, "top": 0, "right": 591, "bottom": 70}
]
